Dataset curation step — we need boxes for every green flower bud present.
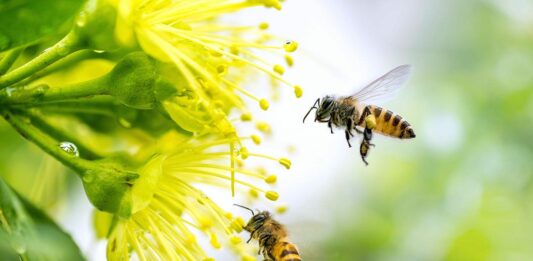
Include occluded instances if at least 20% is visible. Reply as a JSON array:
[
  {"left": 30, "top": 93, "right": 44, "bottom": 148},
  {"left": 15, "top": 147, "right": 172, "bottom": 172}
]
[{"left": 105, "top": 52, "right": 159, "bottom": 109}]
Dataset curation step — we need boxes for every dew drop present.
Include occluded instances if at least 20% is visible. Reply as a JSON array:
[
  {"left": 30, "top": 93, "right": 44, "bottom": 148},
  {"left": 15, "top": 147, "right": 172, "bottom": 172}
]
[{"left": 59, "top": 141, "right": 79, "bottom": 157}]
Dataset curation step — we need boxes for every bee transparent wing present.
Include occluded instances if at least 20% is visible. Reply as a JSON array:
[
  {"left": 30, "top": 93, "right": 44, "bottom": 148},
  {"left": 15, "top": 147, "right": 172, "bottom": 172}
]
[{"left": 350, "top": 64, "right": 412, "bottom": 105}]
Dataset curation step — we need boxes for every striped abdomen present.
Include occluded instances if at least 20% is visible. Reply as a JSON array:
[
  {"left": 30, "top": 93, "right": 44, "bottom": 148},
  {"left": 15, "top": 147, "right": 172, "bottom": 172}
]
[
  {"left": 272, "top": 240, "right": 301, "bottom": 261},
  {"left": 363, "top": 105, "right": 415, "bottom": 139}
]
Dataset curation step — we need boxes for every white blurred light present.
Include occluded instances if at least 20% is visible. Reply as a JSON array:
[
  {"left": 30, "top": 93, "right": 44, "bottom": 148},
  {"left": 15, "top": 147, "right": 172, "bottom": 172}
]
[{"left": 422, "top": 112, "right": 464, "bottom": 153}]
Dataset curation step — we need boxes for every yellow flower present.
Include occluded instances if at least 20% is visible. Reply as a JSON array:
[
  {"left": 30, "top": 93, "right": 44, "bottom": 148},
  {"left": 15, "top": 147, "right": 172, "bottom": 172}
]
[
  {"left": 110, "top": 0, "right": 301, "bottom": 135},
  {"left": 98, "top": 131, "right": 291, "bottom": 260}
]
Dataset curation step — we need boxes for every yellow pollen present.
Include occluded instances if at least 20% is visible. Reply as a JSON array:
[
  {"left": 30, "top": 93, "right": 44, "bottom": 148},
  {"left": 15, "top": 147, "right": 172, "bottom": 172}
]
[
  {"left": 276, "top": 204, "right": 288, "bottom": 214},
  {"left": 294, "top": 85, "right": 303, "bottom": 98},
  {"left": 273, "top": 64, "right": 285, "bottom": 75},
  {"left": 230, "top": 235, "right": 242, "bottom": 244},
  {"left": 265, "top": 191, "right": 279, "bottom": 201},
  {"left": 284, "top": 40, "right": 298, "bottom": 52},
  {"left": 278, "top": 158, "right": 291, "bottom": 169},
  {"left": 240, "top": 113, "right": 253, "bottom": 121},
  {"left": 264, "top": 175, "right": 277, "bottom": 184},
  {"left": 285, "top": 54, "right": 294, "bottom": 66},
  {"left": 231, "top": 217, "right": 245, "bottom": 232},
  {"left": 365, "top": 114, "right": 377, "bottom": 129},
  {"left": 249, "top": 189, "right": 259, "bottom": 198},
  {"left": 259, "top": 22, "right": 269, "bottom": 30},
  {"left": 259, "top": 99, "right": 270, "bottom": 110},
  {"left": 251, "top": 135, "right": 262, "bottom": 145},
  {"left": 203, "top": 258, "right": 215, "bottom": 261}
]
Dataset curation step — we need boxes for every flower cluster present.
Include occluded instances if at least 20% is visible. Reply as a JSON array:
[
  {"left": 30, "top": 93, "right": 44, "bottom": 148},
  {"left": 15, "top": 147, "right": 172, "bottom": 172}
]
[{"left": 0, "top": 0, "right": 299, "bottom": 259}]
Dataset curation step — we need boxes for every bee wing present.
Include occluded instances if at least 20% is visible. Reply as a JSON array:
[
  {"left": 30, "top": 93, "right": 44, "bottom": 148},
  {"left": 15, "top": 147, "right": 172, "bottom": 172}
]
[{"left": 350, "top": 64, "right": 412, "bottom": 105}]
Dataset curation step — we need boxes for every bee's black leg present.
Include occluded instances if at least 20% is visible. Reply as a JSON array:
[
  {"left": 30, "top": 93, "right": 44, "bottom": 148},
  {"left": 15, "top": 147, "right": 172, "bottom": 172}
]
[
  {"left": 345, "top": 130, "right": 352, "bottom": 148},
  {"left": 328, "top": 120, "right": 334, "bottom": 134},
  {"left": 354, "top": 126, "right": 363, "bottom": 134}
]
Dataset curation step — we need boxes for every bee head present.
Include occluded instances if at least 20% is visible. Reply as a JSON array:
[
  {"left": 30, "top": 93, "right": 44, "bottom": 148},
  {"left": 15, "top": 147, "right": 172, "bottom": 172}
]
[
  {"left": 245, "top": 211, "right": 271, "bottom": 232},
  {"left": 316, "top": 96, "right": 335, "bottom": 121},
  {"left": 234, "top": 204, "right": 270, "bottom": 232},
  {"left": 303, "top": 95, "right": 336, "bottom": 123}
]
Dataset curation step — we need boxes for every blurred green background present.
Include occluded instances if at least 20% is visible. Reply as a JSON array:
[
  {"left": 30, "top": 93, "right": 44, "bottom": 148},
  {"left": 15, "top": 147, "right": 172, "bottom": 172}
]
[{"left": 319, "top": 1, "right": 533, "bottom": 261}]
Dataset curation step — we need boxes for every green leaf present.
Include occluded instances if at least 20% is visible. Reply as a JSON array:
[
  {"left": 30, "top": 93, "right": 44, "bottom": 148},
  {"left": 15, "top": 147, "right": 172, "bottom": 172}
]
[
  {"left": 0, "top": 176, "right": 85, "bottom": 260},
  {"left": 0, "top": 0, "right": 85, "bottom": 51}
]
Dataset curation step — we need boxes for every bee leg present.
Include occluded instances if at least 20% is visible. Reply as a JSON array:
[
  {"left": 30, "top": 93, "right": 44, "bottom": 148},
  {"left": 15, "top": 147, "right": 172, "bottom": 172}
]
[
  {"left": 359, "top": 141, "right": 370, "bottom": 166},
  {"left": 328, "top": 120, "right": 334, "bottom": 134},
  {"left": 345, "top": 130, "right": 352, "bottom": 147},
  {"left": 354, "top": 126, "right": 363, "bottom": 134}
]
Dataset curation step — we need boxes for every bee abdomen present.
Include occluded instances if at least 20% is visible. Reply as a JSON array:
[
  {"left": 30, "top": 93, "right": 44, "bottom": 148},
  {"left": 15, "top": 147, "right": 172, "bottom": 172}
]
[
  {"left": 369, "top": 106, "right": 415, "bottom": 139},
  {"left": 275, "top": 241, "right": 301, "bottom": 261}
]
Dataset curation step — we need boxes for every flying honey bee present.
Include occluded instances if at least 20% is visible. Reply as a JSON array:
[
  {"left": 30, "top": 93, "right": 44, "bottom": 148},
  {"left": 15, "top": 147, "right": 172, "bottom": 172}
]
[
  {"left": 235, "top": 204, "right": 301, "bottom": 261},
  {"left": 303, "top": 64, "right": 416, "bottom": 165}
]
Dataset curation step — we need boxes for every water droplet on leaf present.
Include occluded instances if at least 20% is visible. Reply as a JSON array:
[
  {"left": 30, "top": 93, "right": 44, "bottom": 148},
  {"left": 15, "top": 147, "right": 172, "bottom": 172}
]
[{"left": 59, "top": 141, "right": 79, "bottom": 157}]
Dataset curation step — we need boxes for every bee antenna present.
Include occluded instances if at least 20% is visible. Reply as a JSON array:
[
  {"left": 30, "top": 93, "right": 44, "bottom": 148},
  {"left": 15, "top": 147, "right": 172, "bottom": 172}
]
[
  {"left": 303, "top": 98, "right": 320, "bottom": 123},
  {"left": 233, "top": 204, "right": 255, "bottom": 216}
]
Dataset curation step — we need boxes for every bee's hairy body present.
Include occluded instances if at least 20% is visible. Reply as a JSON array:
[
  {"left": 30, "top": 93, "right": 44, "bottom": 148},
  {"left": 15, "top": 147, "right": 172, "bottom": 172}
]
[{"left": 243, "top": 211, "right": 301, "bottom": 261}]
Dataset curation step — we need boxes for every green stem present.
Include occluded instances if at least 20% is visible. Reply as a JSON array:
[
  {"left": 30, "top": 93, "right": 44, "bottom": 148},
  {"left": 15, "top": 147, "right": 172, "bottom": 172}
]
[
  {"left": 1, "top": 110, "right": 94, "bottom": 175},
  {"left": 0, "top": 32, "right": 83, "bottom": 89},
  {"left": 0, "top": 47, "right": 23, "bottom": 75},
  {"left": 0, "top": 75, "right": 108, "bottom": 105},
  {"left": 16, "top": 49, "right": 126, "bottom": 86}
]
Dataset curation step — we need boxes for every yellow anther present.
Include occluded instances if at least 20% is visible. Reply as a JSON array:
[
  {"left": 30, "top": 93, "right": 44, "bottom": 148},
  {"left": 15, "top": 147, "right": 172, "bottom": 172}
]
[
  {"left": 224, "top": 211, "right": 233, "bottom": 219},
  {"left": 236, "top": 158, "right": 245, "bottom": 167},
  {"left": 265, "top": 191, "right": 279, "bottom": 201},
  {"left": 365, "top": 115, "right": 377, "bottom": 129},
  {"left": 264, "top": 175, "right": 277, "bottom": 184},
  {"left": 210, "top": 234, "right": 222, "bottom": 249},
  {"left": 217, "top": 64, "right": 227, "bottom": 75},
  {"left": 249, "top": 189, "right": 259, "bottom": 198},
  {"left": 241, "top": 113, "right": 253, "bottom": 121},
  {"left": 259, "top": 99, "right": 270, "bottom": 110},
  {"left": 209, "top": 49, "right": 223, "bottom": 57},
  {"left": 283, "top": 40, "right": 298, "bottom": 52},
  {"left": 240, "top": 147, "right": 249, "bottom": 159},
  {"left": 186, "top": 234, "right": 197, "bottom": 244},
  {"left": 230, "top": 235, "right": 242, "bottom": 244},
  {"left": 259, "top": 22, "right": 269, "bottom": 30},
  {"left": 273, "top": 64, "right": 285, "bottom": 75},
  {"left": 294, "top": 85, "right": 303, "bottom": 98},
  {"left": 255, "top": 121, "right": 271, "bottom": 134},
  {"left": 231, "top": 217, "right": 245, "bottom": 232},
  {"left": 199, "top": 215, "right": 213, "bottom": 229},
  {"left": 285, "top": 54, "right": 294, "bottom": 67},
  {"left": 251, "top": 135, "right": 262, "bottom": 145},
  {"left": 276, "top": 204, "right": 288, "bottom": 214},
  {"left": 278, "top": 158, "right": 291, "bottom": 169},
  {"left": 203, "top": 258, "right": 215, "bottom": 261}
]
